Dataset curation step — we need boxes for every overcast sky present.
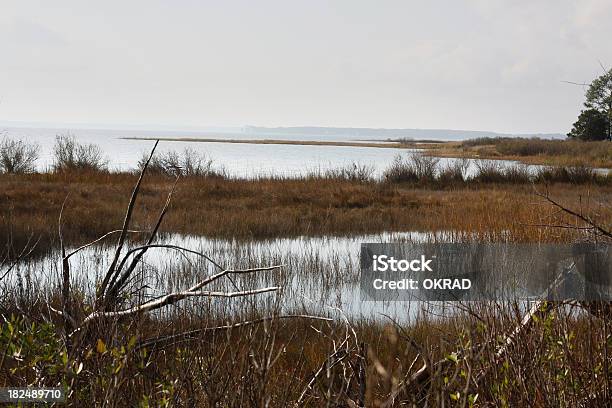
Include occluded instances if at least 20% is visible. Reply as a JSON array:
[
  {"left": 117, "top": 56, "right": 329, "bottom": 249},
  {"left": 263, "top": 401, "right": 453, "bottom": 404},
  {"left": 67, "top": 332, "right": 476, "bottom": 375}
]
[{"left": 1, "top": 0, "right": 611, "bottom": 134}]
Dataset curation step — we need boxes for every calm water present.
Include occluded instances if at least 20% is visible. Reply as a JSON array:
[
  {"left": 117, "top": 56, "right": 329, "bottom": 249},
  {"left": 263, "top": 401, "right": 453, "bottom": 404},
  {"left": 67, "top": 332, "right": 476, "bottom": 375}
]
[
  {"left": 4, "top": 126, "right": 552, "bottom": 178},
  {"left": 8, "top": 232, "right": 465, "bottom": 323}
]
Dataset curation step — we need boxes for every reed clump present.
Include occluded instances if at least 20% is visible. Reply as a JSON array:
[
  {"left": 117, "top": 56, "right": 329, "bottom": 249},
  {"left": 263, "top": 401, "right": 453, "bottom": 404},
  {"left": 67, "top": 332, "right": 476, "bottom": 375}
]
[{"left": 384, "top": 153, "right": 609, "bottom": 186}]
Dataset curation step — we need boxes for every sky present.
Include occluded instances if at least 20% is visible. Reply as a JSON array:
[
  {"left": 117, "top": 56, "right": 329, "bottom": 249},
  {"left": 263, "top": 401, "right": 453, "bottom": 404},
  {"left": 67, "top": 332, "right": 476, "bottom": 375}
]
[{"left": 1, "top": 0, "right": 611, "bottom": 134}]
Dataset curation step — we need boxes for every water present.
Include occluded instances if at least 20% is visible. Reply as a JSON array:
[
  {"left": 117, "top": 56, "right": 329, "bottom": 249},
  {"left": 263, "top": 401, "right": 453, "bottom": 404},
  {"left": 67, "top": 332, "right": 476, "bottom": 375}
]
[
  {"left": 3, "top": 125, "right": 558, "bottom": 178},
  {"left": 7, "top": 231, "right": 465, "bottom": 323}
]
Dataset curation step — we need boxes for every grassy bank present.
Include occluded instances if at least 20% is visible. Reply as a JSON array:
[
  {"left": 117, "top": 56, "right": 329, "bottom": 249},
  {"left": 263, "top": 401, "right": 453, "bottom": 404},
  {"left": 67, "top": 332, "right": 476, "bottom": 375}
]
[
  {"left": 1, "top": 171, "right": 611, "bottom": 258},
  {"left": 423, "top": 137, "right": 612, "bottom": 168}
]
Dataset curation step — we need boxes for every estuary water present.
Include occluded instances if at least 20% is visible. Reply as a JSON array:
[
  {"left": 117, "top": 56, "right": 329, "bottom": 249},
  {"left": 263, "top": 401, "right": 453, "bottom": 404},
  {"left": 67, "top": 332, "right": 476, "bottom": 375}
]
[{"left": 3, "top": 125, "right": 553, "bottom": 178}]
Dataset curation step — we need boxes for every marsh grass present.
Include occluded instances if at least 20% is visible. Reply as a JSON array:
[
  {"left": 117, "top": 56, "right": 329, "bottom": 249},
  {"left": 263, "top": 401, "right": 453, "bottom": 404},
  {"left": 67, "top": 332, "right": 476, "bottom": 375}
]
[
  {"left": 458, "top": 137, "right": 612, "bottom": 168},
  {"left": 2, "top": 282, "right": 611, "bottom": 406},
  {"left": 1, "top": 168, "right": 610, "bottom": 261},
  {"left": 1, "top": 140, "right": 611, "bottom": 405}
]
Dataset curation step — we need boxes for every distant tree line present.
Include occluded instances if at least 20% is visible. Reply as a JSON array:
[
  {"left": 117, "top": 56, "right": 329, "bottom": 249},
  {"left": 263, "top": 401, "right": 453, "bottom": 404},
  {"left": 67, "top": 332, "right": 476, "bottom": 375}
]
[{"left": 568, "top": 68, "right": 612, "bottom": 141}]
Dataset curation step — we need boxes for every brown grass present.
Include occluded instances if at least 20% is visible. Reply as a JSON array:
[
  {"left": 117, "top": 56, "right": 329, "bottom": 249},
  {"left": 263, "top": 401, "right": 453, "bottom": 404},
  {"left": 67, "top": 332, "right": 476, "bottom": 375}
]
[
  {"left": 2, "top": 299, "right": 610, "bottom": 406},
  {"left": 426, "top": 137, "right": 612, "bottom": 168},
  {"left": 2, "top": 171, "right": 611, "bottom": 258},
  {"left": 122, "top": 136, "right": 407, "bottom": 149}
]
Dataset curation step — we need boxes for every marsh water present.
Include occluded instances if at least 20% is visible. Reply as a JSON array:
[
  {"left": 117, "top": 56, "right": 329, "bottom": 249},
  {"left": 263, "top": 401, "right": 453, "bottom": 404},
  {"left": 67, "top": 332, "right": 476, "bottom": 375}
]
[{"left": 8, "top": 232, "right": 470, "bottom": 323}]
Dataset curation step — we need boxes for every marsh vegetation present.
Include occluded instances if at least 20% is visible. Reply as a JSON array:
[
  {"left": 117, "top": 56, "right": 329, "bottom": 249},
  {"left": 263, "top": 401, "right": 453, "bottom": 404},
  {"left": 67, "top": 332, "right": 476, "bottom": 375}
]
[{"left": 1, "top": 137, "right": 611, "bottom": 406}]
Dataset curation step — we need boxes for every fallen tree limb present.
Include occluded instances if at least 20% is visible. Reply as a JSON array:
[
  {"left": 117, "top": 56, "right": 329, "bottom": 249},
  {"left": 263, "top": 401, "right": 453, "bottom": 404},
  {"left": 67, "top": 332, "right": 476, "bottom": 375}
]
[{"left": 82, "top": 286, "right": 280, "bottom": 324}]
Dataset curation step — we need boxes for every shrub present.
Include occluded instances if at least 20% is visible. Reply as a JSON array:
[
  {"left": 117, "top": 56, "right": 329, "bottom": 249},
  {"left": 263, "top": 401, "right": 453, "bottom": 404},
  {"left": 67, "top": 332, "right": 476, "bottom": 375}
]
[
  {"left": 461, "top": 137, "right": 509, "bottom": 147},
  {"left": 323, "top": 162, "right": 374, "bottom": 182},
  {"left": 53, "top": 134, "right": 107, "bottom": 172},
  {"left": 438, "top": 158, "right": 469, "bottom": 184},
  {"left": 383, "top": 153, "right": 439, "bottom": 183},
  {"left": 138, "top": 147, "right": 216, "bottom": 177},
  {"left": 534, "top": 165, "right": 598, "bottom": 184},
  {"left": 472, "top": 160, "right": 505, "bottom": 183},
  {"left": 383, "top": 155, "right": 418, "bottom": 183},
  {"left": 502, "top": 164, "right": 532, "bottom": 183},
  {"left": 0, "top": 137, "right": 39, "bottom": 174}
]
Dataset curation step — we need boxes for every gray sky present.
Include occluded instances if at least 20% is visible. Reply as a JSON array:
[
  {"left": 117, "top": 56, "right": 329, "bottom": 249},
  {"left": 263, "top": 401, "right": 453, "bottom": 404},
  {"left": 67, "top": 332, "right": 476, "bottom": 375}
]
[{"left": 1, "top": 0, "right": 611, "bottom": 134}]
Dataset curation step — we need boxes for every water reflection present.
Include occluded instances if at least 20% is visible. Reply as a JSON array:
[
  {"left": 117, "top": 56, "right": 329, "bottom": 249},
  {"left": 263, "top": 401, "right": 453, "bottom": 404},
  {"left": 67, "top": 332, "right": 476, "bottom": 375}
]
[{"left": 7, "top": 231, "right": 465, "bottom": 323}]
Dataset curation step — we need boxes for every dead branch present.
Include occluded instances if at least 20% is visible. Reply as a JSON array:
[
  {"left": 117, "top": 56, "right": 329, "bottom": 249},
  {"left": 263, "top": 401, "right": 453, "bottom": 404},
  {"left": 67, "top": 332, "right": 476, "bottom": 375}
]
[
  {"left": 534, "top": 190, "right": 612, "bottom": 240},
  {"left": 82, "top": 286, "right": 280, "bottom": 324},
  {"left": 297, "top": 338, "right": 353, "bottom": 405},
  {"left": 97, "top": 140, "right": 159, "bottom": 302},
  {"left": 59, "top": 194, "right": 73, "bottom": 344},
  {"left": 51, "top": 141, "right": 324, "bottom": 351},
  {"left": 65, "top": 229, "right": 144, "bottom": 260},
  {"left": 105, "top": 176, "right": 180, "bottom": 303}
]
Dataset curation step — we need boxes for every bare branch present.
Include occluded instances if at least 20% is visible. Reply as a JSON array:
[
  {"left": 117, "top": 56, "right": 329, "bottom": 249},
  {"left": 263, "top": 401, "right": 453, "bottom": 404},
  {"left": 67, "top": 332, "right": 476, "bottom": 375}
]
[
  {"left": 82, "top": 286, "right": 280, "bottom": 323},
  {"left": 64, "top": 229, "right": 144, "bottom": 259},
  {"left": 106, "top": 176, "right": 180, "bottom": 300},
  {"left": 59, "top": 194, "right": 73, "bottom": 341},
  {"left": 535, "top": 191, "right": 611, "bottom": 239},
  {"left": 97, "top": 140, "right": 159, "bottom": 301}
]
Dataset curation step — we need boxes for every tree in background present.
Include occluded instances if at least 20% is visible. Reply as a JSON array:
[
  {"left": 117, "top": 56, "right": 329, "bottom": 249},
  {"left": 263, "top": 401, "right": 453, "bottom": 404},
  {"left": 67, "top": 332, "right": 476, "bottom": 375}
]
[
  {"left": 567, "top": 109, "right": 609, "bottom": 141},
  {"left": 0, "top": 137, "right": 40, "bottom": 174},
  {"left": 568, "top": 68, "right": 612, "bottom": 141}
]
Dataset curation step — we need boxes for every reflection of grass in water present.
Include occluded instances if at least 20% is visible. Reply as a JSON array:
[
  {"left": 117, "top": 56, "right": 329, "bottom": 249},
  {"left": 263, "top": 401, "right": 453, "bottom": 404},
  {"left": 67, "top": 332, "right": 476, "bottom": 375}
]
[{"left": 10, "top": 232, "right": 448, "bottom": 322}]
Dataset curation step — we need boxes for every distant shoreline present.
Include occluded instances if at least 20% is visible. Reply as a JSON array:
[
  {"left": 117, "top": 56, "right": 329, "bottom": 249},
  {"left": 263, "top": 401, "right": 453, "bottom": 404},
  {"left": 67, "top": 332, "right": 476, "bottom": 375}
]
[
  {"left": 120, "top": 136, "right": 611, "bottom": 169},
  {"left": 120, "top": 137, "right": 416, "bottom": 149}
]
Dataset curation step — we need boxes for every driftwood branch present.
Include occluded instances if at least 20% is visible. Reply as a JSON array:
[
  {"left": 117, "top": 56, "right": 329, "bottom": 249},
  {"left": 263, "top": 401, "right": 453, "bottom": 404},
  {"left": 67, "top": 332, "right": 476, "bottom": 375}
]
[{"left": 49, "top": 140, "right": 330, "bottom": 371}]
